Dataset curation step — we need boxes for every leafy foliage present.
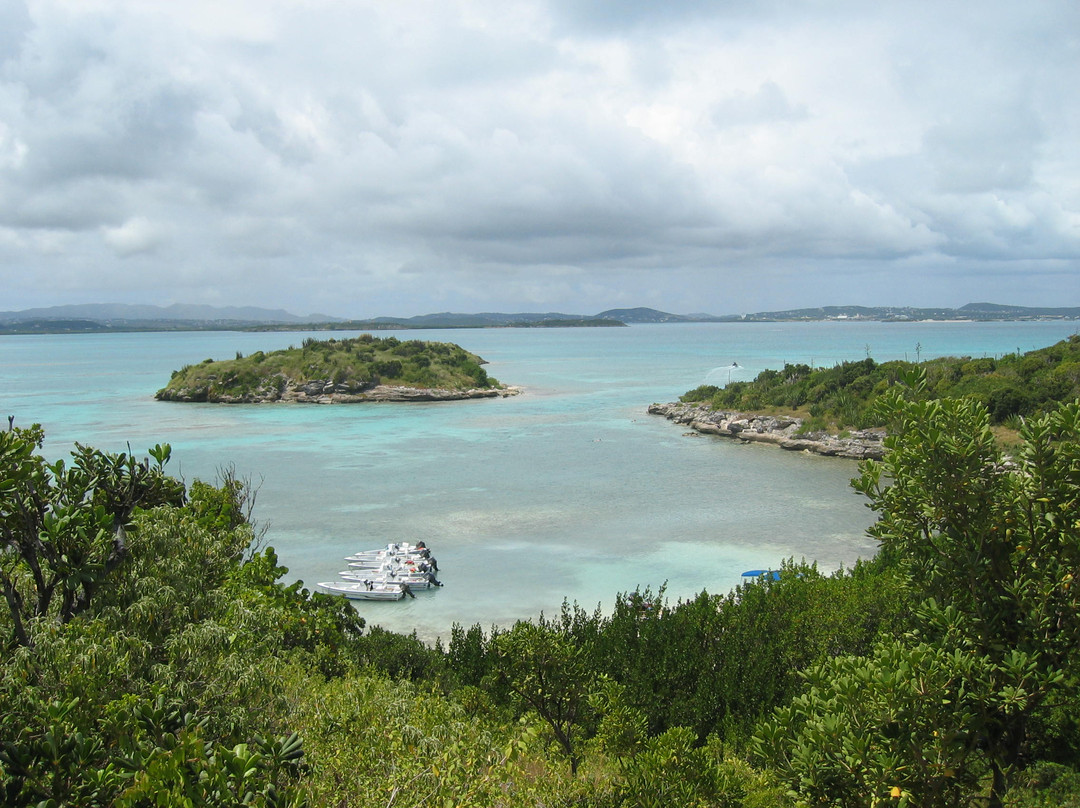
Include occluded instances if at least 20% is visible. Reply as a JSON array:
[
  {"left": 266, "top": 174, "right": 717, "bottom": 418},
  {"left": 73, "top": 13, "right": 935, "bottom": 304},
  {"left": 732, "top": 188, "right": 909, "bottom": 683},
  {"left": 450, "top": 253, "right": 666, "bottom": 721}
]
[
  {"left": 281, "top": 668, "right": 571, "bottom": 808},
  {"left": 0, "top": 424, "right": 359, "bottom": 805},
  {"left": 0, "top": 423, "right": 185, "bottom": 648},
  {"left": 445, "top": 563, "right": 909, "bottom": 753},
  {"left": 491, "top": 620, "right": 599, "bottom": 774},
  {"left": 619, "top": 729, "right": 787, "bottom": 808},
  {"left": 4, "top": 399, "right": 1080, "bottom": 806},
  {"left": 1004, "top": 763, "right": 1080, "bottom": 808},
  {"left": 754, "top": 640, "right": 990, "bottom": 807},
  {"left": 756, "top": 394, "right": 1080, "bottom": 807},
  {"left": 856, "top": 394, "right": 1080, "bottom": 801},
  {"left": 680, "top": 335, "right": 1080, "bottom": 429}
]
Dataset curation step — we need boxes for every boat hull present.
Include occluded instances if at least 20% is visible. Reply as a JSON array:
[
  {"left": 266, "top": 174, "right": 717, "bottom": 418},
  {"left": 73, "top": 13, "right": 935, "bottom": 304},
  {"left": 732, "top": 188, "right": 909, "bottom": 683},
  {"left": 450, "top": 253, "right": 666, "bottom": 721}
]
[
  {"left": 317, "top": 581, "right": 407, "bottom": 601},
  {"left": 337, "top": 571, "right": 440, "bottom": 589},
  {"left": 344, "top": 542, "right": 430, "bottom": 563}
]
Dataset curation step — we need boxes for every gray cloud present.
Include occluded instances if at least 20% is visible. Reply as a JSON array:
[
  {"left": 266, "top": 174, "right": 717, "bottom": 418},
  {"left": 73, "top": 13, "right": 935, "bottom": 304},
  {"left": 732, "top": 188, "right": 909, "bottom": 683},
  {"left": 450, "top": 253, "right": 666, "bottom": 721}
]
[
  {"left": 924, "top": 107, "right": 1043, "bottom": 195},
  {"left": 0, "top": 0, "right": 1076, "bottom": 316}
]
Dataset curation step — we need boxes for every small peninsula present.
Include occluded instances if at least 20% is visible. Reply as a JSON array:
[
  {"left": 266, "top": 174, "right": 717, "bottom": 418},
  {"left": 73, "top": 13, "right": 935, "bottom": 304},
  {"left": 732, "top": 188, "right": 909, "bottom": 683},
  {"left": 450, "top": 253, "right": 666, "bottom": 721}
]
[
  {"left": 647, "top": 402, "right": 886, "bottom": 459},
  {"left": 651, "top": 335, "right": 1080, "bottom": 458},
  {"left": 155, "top": 334, "right": 519, "bottom": 403}
]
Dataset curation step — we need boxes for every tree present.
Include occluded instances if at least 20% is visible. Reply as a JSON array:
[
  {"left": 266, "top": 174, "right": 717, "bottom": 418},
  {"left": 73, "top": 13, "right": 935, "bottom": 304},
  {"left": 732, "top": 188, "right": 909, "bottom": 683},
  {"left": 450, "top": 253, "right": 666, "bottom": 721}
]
[
  {"left": 754, "top": 396, "right": 1080, "bottom": 807},
  {"left": 754, "top": 639, "right": 1014, "bottom": 807},
  {"left": 491, "top": 621, "right": 597, "bottom": 775},
  {"left": 845, "top": 394, "right": 1080, "bottom": 805},
  {"left": 0, "top": 422, "right": 185, "bottom": 648}
]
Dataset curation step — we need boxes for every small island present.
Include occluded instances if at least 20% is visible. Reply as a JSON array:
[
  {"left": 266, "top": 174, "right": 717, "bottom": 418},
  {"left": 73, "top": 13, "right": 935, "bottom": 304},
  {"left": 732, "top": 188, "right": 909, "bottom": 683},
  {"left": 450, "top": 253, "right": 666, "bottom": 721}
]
[{"left": 155, "top": 334, "right": 519, "bottom": 403}]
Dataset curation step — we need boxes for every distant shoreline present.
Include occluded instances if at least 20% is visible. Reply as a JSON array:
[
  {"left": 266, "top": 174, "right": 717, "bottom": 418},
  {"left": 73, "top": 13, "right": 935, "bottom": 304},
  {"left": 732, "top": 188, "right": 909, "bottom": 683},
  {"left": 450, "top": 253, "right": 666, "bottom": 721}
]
[
  {"left": 3, "top": 316, "right": 1077, "bottom": 337},
  {"left": 2, "top": 302, "right": 1079, "bottom": 335},
  {"left": 0, "top": 319, "right": 627, "bottom": 335}
]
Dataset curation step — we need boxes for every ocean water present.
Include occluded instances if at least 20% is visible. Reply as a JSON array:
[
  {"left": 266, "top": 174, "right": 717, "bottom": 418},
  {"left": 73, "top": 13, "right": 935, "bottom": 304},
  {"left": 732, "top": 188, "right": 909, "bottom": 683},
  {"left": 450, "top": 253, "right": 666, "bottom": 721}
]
[{"left": 2, "top": 320, "right": 1076, "bottom": 642}]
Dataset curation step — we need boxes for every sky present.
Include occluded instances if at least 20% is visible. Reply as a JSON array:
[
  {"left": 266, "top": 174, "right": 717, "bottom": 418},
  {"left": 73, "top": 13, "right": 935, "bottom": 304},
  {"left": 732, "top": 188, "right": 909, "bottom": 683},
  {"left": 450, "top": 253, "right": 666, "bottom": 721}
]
[{"left": 1, "top": 0, "right": 1078, "bottom": 318}]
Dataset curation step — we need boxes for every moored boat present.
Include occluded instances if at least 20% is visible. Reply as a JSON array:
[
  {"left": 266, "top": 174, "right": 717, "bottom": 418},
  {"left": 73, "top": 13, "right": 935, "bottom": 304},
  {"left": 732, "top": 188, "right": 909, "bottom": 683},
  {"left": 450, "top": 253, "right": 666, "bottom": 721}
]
[
  {"left": 346, "top": 556, "right": 438, "bottom": 573},
  {"left": 344, "top": 541, "right": 432, "bottom": 563},
  {"left": 327, "top": 541, "right": 441, "bottom": 599},
  {"left": 317, "top": 580, "right": 412, "bottom": 601},
  {"left": 337, "top": 569, "right": 442, "bottom": 589}
]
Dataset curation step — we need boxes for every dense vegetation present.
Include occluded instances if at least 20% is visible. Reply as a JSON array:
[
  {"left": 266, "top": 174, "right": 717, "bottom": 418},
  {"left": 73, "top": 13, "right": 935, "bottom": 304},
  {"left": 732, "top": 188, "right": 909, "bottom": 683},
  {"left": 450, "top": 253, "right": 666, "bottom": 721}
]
[
  {"left": 3, "top": 389, "right": 1080, "bottom": 806},
  {"left": 681, "top": 335, "right": 1080, "bottom": 432},
  {"left": 156, "top": 334, "right": 504, "bottom": 402}
]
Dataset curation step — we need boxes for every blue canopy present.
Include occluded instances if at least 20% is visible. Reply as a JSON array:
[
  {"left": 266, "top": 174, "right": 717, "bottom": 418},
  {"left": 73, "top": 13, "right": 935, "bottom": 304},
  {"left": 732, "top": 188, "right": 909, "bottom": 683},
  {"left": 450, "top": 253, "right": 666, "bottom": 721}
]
[{"left": 741, "top": 569, "right": 781, "bottom": 580}]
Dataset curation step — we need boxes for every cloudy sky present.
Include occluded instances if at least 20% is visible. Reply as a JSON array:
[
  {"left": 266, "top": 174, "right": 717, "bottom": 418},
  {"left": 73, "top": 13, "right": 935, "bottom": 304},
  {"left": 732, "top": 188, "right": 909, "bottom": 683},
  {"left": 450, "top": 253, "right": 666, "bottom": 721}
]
[{"left": 1, "top": 0, "right": 1077, "bottom": 318}]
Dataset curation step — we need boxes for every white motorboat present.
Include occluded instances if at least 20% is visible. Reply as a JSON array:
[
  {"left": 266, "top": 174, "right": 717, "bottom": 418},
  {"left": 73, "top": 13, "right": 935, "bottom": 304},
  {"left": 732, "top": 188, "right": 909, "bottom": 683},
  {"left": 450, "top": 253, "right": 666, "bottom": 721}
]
[
  {"left": 346, "top": 556, "right": 437, "bottom": 574},
  {"left": 326, "top": 542, "right": 441, "bottom": 598},
  {"left": 317, "top": 580, "right": 413, "bottom": 601},
  {"left": 344, "top": 541, "right": 431, "bottom": 563},
  {"left": 346, "top": 557, "right": 414, "bottom": 571},
  {"left": 337, "top": 570, "right": 441, "bottom": 589}
]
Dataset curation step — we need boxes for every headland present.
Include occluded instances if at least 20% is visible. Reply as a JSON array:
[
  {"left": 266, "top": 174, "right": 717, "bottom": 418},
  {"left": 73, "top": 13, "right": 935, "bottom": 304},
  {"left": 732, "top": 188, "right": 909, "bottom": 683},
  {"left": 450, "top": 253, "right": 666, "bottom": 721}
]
[{"left": 647, "top": 401, "right": 885, "bottom": 460}]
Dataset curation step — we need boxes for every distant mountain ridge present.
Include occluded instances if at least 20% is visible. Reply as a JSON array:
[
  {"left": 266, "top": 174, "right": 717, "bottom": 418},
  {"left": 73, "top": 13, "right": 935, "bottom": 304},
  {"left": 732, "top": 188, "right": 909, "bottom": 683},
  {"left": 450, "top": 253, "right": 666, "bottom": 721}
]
[
  {"left": 595, "top": 307, "right": 711, "bottom": 323},
  {"left": 1, "top": 302, "right": 1077, "bottom": 334},
  {"left": 0, "top": 303, "right": 338, "bottom": 325}
]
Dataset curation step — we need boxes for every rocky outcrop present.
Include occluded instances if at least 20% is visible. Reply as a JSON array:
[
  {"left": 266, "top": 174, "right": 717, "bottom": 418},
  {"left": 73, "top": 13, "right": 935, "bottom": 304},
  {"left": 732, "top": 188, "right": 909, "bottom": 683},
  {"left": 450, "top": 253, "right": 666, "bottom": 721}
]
[
  {"left": 321, "top": 384, "right": 522, "bottom": 403},
  {"left": 647, "top": 402, "right": 885, "bottom": 460},
  {"left": 157, "top": 375, "right": 521, "bottom": 404}
]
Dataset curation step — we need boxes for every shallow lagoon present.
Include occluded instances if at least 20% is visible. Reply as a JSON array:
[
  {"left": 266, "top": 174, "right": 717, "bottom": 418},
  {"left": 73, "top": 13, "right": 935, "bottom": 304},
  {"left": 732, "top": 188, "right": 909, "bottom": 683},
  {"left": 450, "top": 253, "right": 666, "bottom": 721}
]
[{"left": 3, "top": 320, "right": 1076, "bottom": 641}]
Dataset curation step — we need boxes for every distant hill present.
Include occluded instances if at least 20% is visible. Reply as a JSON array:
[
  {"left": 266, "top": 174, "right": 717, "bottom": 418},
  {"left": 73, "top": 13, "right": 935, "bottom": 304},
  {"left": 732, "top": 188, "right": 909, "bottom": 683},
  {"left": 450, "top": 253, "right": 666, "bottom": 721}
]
[
  {"left": 716, "top": 305, "right": 956, "bottom": 321},
  {"left": 958, "top": 302, "right": 1080, "bottom": 318},
  {"left": 367, "top": 311, "right": 618, "bottom": 327},
  {"left": 290, "top": 303, "right": 1076, "bottom": 326},
  {"left": 595, "top": 307, "right": 718, "bottom": 323},
  {"left": 0, "top": 303, "right": 340, "bottom": 327}
]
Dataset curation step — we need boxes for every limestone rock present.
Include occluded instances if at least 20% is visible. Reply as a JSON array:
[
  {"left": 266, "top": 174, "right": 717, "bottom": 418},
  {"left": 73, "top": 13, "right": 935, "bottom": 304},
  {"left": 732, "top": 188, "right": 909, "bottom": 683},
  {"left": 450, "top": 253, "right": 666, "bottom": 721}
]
[
  {"left": 159, "top": 377, "right": 522, "bottom": 404},
  {"left": 647, "top": 402, "right": 884, "bottom": 460}
]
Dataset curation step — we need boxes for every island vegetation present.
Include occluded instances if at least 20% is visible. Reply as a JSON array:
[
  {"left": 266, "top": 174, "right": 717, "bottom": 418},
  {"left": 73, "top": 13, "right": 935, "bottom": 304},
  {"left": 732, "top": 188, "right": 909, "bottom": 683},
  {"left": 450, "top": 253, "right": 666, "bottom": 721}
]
[
  {"left": 4, "top": 383, "right": 1080, "bottom": 805},
  {"left": 247, "top": 316, "right": 627, "bottom": 331},
  {"left": 155, "top": 334, "right": 515, "bottom": 403},
  {"left": 679, "top": 334, "right": 1080, "bottom": 435}
]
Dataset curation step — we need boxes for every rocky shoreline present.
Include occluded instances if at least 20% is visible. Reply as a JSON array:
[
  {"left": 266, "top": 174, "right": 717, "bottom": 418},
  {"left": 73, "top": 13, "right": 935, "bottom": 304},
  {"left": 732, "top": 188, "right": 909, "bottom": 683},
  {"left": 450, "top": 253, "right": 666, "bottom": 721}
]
[
  {"left": 157, "top": 377, "right": 522, "bottom": 404},
  {"left": 647, "top": 401, "right": 885, "bottom": 460}
]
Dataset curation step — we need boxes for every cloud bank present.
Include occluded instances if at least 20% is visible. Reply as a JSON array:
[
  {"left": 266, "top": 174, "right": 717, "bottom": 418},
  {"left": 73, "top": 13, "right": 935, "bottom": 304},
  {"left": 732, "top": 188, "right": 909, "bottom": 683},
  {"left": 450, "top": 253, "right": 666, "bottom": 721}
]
[{"left": 1, "top": 0, "right": 1077, "bottom": 316}]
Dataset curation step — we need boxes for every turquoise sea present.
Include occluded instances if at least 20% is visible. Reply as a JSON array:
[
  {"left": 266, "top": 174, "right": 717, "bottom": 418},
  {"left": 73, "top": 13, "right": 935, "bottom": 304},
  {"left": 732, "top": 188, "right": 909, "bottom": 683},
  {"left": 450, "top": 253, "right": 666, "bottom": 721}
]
[{"left": 2, "top": 320, "right": 1076, "bottom": 642}]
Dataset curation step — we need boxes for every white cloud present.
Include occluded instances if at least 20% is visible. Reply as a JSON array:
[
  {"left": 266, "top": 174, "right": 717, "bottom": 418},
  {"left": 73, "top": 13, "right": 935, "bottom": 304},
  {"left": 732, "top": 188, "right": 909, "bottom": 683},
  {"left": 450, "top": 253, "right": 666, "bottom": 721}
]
[
  {"left": 0, "top": 0, "right": 1077, "bottom": 315},
  {"left": 101, "top": 216, "right": 166, "bottom": 257}
]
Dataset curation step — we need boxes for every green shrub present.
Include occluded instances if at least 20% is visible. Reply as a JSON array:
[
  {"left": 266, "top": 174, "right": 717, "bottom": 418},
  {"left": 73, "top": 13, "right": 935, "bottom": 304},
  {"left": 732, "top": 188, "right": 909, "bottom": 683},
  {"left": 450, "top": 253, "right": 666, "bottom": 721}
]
[
  {"left": 158, "top": 336, "right": 505, "bottom": 400},
  {"left": 1005, "top": 763, "right": 1080, "bottom": 807},
  {"left": 677, "top": 337, "right": 1080, "bottom": 429}
]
